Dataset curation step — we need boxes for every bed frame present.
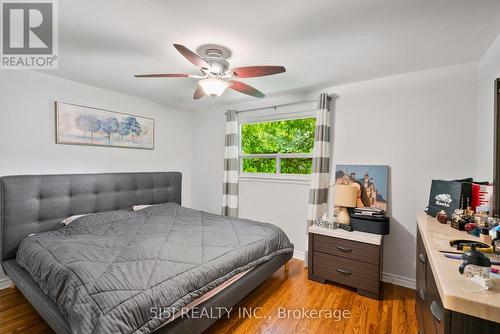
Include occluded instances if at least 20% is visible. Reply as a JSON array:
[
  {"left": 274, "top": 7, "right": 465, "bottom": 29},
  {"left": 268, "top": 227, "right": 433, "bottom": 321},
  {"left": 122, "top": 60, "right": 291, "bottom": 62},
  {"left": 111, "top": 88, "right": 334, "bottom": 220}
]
[{"left": 0, "top": 172, "right": 291, "bottom": 334}]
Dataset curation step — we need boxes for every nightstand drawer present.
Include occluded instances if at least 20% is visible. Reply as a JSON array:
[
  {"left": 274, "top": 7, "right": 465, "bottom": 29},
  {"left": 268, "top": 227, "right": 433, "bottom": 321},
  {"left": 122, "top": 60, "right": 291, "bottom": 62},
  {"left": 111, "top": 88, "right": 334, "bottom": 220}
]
[
  {"left": 313, "top": 234, "right": 379, "bottom": 265},
  {"left": 313, "top": 251, "right": 380, "bottom": 293}
]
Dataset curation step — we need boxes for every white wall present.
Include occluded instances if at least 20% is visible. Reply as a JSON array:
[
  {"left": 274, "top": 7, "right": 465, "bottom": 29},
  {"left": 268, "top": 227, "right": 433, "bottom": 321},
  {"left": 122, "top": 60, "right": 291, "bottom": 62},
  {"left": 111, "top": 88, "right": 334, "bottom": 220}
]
[
  {"left": 0, "top": 71, "right": 193, "bottom": 204},
  {"left": 191, "top": 63, "right": 478, "bottom": 283},
  {"left": 239, "top": 180, "right": 310, "bottom": 258},
  {"left": 0, "top": 71, "right": 194, "bottom": 285},
  {"left": 477, "top": 34, "right": 500, "bottom": 181}
]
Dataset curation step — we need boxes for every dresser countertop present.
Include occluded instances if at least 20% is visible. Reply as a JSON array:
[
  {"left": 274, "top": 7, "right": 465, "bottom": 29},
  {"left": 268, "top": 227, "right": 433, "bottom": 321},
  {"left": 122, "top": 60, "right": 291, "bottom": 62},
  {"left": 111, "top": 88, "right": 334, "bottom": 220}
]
[
  {"left": 308, "top": 225, "right": 383, "bottom": 245},
  {"left": 417, "top": 213, "right": 500, "bottom": 323}
]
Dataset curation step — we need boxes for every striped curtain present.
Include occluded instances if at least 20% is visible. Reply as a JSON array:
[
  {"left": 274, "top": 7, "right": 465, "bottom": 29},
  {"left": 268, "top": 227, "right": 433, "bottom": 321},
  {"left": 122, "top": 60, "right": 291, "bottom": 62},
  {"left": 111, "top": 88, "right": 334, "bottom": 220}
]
[
  {"left": 222, "top": 110, "right": 239, "bottom": 217},
  {"left": 307, "top": 93, "right": 332, "bottom": 226}
]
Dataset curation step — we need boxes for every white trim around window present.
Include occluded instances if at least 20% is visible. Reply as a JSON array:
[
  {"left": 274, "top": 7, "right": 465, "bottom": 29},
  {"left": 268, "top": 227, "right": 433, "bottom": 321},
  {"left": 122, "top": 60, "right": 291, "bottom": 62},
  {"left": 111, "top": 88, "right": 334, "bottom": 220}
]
[
  {"left": 239, "top": 173, "right": 311, "bottom": 185},
  {"left": 238, "top": 109, "right": 316, "bottom": 124},
  {"left": 238, "top": 109, "right": 315, "bottom": 184}
]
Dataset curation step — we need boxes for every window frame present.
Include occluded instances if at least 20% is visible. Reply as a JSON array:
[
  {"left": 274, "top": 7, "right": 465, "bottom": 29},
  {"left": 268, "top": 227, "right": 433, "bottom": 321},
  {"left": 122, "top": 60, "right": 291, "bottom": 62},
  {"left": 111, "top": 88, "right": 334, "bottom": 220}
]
[{"left": 238, "top": 110, "right": 316, "bottom": 182}]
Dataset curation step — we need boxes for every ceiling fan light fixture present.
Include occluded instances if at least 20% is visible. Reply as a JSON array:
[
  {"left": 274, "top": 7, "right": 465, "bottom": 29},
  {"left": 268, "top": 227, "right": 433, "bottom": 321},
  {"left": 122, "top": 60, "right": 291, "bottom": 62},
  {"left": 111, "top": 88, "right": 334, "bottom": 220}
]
[
  {"left": 135, "top": 44, "right": 286, "bottom": 100},
  {"left": 198, "top": 78, "right": 230, "bottom": 98}
]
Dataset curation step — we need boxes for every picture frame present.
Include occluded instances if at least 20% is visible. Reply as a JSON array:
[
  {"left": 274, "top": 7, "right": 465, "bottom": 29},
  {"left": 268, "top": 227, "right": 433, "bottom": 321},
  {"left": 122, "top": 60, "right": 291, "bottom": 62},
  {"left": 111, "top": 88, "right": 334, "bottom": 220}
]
[
  {"left": 334, "top": 164, "right": 389, "bottom": 211},
  {"left": 55, "top": 102, "right": 154, "bottom": 150}
]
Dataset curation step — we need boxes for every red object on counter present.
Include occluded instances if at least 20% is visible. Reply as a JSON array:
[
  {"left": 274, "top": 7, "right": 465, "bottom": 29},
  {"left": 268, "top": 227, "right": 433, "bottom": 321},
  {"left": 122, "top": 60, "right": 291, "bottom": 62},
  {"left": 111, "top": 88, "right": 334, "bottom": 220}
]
[
  {"left": 471, "top": 183, "right": 493, "bottom": 212},
  {"left": 464, "top": 223, "right": 476, "bottom": 232},
  {"left": 436, "top": 210, "right": 448, "bottom": 224}
]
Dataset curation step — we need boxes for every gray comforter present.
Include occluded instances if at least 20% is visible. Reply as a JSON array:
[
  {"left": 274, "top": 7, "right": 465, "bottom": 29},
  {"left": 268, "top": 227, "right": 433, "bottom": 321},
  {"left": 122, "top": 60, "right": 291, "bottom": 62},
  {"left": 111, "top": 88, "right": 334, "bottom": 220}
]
[{"left": 16, "top": 203, "right": 293, "bottom": 334}]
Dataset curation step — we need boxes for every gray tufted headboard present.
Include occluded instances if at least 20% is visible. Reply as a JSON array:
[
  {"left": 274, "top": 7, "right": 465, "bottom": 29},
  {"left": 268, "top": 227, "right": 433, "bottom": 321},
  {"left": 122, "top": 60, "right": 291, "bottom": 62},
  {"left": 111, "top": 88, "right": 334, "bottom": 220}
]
[{"left": 0, "top": 172, "right": 182, "bottom": 261}]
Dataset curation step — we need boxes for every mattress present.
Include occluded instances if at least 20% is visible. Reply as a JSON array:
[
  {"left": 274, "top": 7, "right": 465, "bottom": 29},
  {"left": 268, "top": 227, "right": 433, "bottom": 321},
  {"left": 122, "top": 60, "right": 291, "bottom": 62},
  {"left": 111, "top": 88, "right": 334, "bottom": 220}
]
[{"left": 16, "top": 203, "right": 293, "bottom": 334}]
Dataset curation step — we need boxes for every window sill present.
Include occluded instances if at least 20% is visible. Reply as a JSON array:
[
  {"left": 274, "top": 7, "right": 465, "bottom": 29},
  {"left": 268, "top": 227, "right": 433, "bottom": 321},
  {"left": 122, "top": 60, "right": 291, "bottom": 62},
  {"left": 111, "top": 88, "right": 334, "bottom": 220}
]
[{"left": 239, "top": 173, "right": 311, "bottom": 185}]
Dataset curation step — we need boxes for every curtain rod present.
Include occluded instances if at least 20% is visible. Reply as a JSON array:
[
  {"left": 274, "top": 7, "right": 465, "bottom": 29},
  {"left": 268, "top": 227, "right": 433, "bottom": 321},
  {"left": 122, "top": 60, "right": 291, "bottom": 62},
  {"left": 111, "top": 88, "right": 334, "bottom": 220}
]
[{"left": 232, "top": 93, "right": 339, "bottom": 114}]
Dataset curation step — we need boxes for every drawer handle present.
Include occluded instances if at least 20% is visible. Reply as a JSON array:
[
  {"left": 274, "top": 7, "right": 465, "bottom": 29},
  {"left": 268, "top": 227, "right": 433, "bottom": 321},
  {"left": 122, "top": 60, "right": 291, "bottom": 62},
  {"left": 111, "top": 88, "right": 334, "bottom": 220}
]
[
  {"left": 418, "top": 253, "right": 426, "bottom": 264},
  {"left": 336, "top": 268, "right": 352, "bottom": 275},
  {"left": 335, "top": 246, "right": 353, "bottom": 252},
  {"left": 418, "top": 288, "right": 425, "bottom": 301},
  {"left": 430, "top": 300, "right": 444, "bottom": 323}
]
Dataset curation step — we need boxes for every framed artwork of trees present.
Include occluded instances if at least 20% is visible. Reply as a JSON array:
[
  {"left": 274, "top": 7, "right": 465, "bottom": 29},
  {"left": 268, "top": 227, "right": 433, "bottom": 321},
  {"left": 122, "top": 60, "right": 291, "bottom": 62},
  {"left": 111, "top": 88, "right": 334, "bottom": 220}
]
[{"left": 55, "top": 102, "right": 154, "bottom": 149}]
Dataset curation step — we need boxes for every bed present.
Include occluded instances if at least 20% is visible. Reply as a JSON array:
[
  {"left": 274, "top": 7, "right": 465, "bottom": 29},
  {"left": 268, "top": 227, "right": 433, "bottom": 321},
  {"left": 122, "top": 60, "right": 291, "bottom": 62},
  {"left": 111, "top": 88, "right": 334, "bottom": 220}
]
[{"left": 0, "top": 172, "right": 293, "bottom": 334}]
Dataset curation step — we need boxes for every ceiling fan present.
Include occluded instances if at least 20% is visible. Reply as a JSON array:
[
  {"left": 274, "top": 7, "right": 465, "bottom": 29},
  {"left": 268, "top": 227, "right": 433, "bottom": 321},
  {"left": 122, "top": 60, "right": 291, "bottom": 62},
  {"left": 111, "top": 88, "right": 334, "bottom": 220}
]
[{"left": 134, "top": 44, "right": 286, "bottom": 100}]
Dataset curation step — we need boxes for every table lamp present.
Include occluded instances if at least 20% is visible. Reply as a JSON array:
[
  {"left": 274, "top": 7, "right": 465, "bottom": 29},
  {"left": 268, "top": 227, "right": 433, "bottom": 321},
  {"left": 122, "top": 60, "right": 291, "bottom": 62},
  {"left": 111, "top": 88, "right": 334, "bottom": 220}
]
[{"left": 334, "top": 184, "right": 358, "bottom": 225}]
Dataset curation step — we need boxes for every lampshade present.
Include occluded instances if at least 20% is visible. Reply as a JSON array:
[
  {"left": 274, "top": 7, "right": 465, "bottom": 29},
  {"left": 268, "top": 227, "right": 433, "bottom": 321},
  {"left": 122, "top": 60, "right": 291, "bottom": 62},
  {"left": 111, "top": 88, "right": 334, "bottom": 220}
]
[
  {"left": 334, "top": 184, "right": 357, "bottom": 208},
  {"left": 198, "top": 78, "right": 230, "bottom": 98}
]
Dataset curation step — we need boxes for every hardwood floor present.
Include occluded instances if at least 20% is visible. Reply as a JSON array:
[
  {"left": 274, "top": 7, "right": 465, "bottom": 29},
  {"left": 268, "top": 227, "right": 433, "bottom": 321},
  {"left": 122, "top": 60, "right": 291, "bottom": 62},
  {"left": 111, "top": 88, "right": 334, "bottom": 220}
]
[
  {"left": 0, "top": 285, "right": 52, "bottom": 334},
  {"left": 206, "top": 259, "right": 417, "bottom": 334},
  {"left": 0, "top": 259, "right": 417, "bottom": 334}
]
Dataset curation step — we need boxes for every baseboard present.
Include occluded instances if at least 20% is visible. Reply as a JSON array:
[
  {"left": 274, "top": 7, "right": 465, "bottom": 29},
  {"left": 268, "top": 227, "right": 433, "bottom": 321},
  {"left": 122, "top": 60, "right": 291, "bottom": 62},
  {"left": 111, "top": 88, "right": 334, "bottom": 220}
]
[
  {"left": 382, "top": 272, "right": 416, "bottom": 290},
  {"left": 293, "top": 250, "right": 305, "bottom": 261},
  {"left": 0, "top": 276, "right": 12, "bottom": 290}
]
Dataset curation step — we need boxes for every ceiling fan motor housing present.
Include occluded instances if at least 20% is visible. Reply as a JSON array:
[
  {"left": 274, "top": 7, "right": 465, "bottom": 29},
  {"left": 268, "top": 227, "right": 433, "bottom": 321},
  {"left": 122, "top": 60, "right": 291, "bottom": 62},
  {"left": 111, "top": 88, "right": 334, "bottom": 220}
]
[{"left": 204, "top": 48, "right": 229, "bottom": 75}]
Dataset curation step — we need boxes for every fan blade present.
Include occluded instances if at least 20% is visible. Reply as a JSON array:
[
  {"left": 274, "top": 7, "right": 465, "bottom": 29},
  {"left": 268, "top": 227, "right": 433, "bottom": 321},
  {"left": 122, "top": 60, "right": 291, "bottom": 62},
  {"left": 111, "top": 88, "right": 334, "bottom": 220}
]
[
  {"left": 134, "top": 73, "right": 189, "bottom": 78},
  {"left": 229, "top": 80, "right": 265, "bottom": 98},
  {"left": 230, "top": 66, "right": 286, "bottom": 78},
  {"left": 193, "top": 86, "right": 205, "bottom": 100},
  {"left": 173, "top": 44, "right": 210, "bottom": 70}
]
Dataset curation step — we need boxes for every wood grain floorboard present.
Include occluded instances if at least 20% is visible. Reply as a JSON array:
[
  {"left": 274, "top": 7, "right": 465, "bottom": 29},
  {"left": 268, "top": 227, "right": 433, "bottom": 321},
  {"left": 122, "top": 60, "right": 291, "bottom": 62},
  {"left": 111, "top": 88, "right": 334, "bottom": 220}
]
[
  {"left": 0, "top": 286, "right": 53, "bottom": 334},
  {"left": 206, "top": 259, "right": 417, "bottom": 334},
  {"left": 0, "top": 259, "right": 417, "bottom": 334}
]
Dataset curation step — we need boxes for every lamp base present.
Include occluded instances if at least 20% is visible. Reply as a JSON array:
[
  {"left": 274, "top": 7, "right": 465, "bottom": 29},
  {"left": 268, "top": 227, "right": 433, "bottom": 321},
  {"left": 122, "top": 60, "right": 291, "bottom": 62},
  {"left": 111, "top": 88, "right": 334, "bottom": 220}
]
[{"left": 337, "top": 207, "right": 351, "bottom": 225}]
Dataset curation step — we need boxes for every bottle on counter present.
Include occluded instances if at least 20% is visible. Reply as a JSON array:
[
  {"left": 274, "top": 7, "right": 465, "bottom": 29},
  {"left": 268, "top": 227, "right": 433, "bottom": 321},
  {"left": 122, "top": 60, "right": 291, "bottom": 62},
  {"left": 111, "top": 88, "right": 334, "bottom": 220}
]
[{"left": 480, "top": 227, "right": 492, "bottom": 245}]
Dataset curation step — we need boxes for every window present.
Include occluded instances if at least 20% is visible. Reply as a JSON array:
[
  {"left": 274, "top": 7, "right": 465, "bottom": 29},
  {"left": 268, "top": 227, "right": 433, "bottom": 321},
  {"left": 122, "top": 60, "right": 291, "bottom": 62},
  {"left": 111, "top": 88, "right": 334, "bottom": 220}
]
[{"left": 240, "top": 117, "right": 316, "bottom": 176}]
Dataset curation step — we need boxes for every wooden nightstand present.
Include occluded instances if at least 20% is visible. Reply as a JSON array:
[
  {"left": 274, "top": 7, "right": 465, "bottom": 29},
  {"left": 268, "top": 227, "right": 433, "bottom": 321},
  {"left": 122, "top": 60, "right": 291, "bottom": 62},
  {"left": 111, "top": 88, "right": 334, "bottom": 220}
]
[{"left": 308, "top": 225, "right": 383, "bottom": 300}]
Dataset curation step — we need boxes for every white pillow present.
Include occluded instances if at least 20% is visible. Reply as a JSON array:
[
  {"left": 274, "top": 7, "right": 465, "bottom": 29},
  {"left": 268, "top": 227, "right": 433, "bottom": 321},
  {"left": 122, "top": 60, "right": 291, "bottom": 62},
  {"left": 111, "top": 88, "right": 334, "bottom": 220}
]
[
  {"left": 132, "top": 204, "right": 155, "bottom": 211},
  {"left": 61, "top": 214, "right": 89, "bottom": 226}
]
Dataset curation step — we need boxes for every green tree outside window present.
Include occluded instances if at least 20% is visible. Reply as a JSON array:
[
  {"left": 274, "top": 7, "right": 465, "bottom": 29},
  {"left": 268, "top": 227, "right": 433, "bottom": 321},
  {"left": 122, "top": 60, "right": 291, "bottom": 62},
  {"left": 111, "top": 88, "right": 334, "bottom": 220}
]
[{"left": 241, "top": 118, "right": 315, "bottom": 174}]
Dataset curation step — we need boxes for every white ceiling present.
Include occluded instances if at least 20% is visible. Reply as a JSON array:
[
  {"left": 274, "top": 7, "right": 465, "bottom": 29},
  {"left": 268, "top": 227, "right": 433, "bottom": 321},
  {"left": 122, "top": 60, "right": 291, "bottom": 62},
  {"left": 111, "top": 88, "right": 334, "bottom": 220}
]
[{"left": 44, "top": 0, "right": 500, "bottom": 111}]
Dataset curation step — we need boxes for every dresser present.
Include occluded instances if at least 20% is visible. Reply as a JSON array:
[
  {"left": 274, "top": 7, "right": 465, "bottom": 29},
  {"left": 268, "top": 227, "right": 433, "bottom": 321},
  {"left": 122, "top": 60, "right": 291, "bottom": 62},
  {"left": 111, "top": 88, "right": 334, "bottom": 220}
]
[
  {"left": 307, "top": 225, "right": 383, "bottom": 299},
  {"left": 416, "top": 214, "right": 500, "bottom": 334}
]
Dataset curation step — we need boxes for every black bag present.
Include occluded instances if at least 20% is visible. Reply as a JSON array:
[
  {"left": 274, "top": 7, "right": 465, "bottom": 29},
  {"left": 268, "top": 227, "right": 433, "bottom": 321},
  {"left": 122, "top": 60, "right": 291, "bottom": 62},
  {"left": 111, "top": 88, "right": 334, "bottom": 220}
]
[
  {"left": 458, "top": 181, "right": 472, "bottom": 210},
  {"left": 453, "top": 178, "right": 489, "bottom": 211},
  {"left": 427, "top": 180, "right": 463, "bottom": 217}
]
